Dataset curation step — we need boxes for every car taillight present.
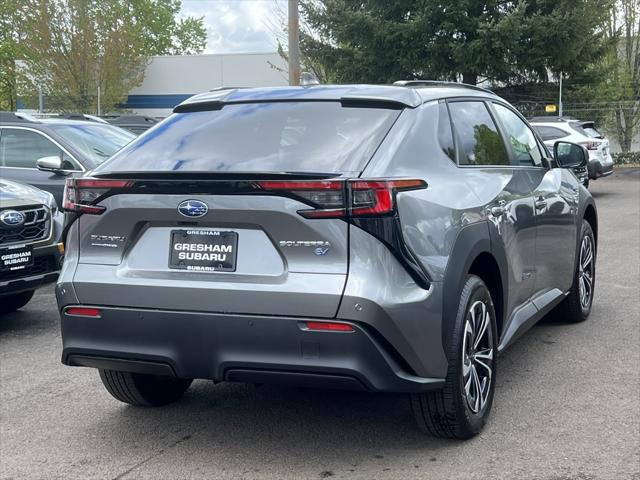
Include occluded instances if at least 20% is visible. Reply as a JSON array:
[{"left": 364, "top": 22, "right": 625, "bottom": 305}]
[
  {"left": 254, "top": 179, "right": 426, "bottom": 219},
  {"left": 579, "top": 141, "right": 601, "bottom": 151},
  {"left": 62, "top": 178, "right": 133, "bottom": 214}
]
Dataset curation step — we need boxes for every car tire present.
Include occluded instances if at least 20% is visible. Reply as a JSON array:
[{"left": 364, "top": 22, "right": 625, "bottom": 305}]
[
  {"left": 411, "top": 275, "right": 497, "bottom": 439},
  {"left": 99, "top": 370, "right": 193, "bottom": 406},
  {"left": 553, "top": 220, "right": 596, "bottom": 323},
  {"left": 0, "top": 290, "right": 35, "bottom": 314}
]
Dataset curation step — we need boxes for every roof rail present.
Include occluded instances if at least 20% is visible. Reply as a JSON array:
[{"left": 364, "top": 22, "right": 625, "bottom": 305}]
[
  {"left": 105, "top": 115, "right": 159, "bottom": 125},
  {"left": 393, "top": 80, "right": 494, "bottom": 94},
  {"left": 51, "top": 112, "right": 108, "bottom": 123},
  {"left": 528, "top": 116, "right": 579, "bottom": 123},
  {"left": 0, "top": 111, "right": 39, "bottom": 123},
  {"left": 208, "top": 86, "right": 249, "bottom": 92}
]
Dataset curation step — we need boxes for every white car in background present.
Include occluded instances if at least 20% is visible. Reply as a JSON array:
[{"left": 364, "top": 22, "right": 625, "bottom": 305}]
[{"left": 530, "top": 117, "right": 614, "bottom": 187}]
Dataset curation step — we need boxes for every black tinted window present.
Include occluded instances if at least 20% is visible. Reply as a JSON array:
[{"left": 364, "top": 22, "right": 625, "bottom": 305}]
[
  {"left": 438, "top": 102, "right": 455, "bottom": 162},
  {"left": 533, "top": 125, "right": 568, "bottom": 141},
  {"left": 0, "top": 128, "right": 61, "bottom": 168},
  {"left": 449, "top": 101, "right": 509, "bottom": 166},
  {"left": 95, "top": 102, "right": 401, "bottom": 174}
]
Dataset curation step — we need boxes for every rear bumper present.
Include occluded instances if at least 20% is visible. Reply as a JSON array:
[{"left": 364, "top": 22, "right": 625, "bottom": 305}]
[
  {"left": 588, "top": 160, "right": 614, "bottom": 179},
  {"left": 60, "top": 305, "right": 444, "bottom": 393},
  {"left": 0, "top": 244, "right": 62, "bottom": 296}
]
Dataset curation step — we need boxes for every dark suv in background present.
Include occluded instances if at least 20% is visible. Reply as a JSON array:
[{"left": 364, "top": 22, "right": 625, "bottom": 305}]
[
  {"left": 0, "top": 112, "right": 135, "bottom": 205},
  {"left": 56, "top": 82, "right": 597, "bottom": 439}
]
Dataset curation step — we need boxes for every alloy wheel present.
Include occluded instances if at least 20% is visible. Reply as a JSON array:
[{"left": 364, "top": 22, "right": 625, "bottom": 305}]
[
  {"left": 462, "top": 300, "right": 494, "bottom": 414},
  {"left": 578, "top": 235, "right": 594, "bottom": 309}
]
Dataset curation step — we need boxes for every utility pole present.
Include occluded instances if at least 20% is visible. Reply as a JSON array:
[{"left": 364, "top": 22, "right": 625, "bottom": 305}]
[
  {"left": 288, "top": 0, "right": 300, "bottom": 86},
  {"left": 558, "top": 73, "right": 563, "bottom": 118},
  {"left": 38, "top": 86, "right": 44, "bottom": 113},
  {"left": 97, "top": 85, "right": 101, "bottom": 116}
]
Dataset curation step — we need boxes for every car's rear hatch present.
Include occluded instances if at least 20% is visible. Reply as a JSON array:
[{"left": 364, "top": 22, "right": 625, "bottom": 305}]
[
  {"left": 66, "top": 99, "right": 406, "bottom": 318},
  {"left": 71, "top": 184, "right": 347, "bottom": 317}
]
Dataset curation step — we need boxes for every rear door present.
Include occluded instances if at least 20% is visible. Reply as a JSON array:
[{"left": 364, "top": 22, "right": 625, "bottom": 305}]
[
  {"left": 69, "top": 101, "right": 402, "bottom": 318},
  {"left": 448, "top": 100, "right": 537, "bottom": 314}
]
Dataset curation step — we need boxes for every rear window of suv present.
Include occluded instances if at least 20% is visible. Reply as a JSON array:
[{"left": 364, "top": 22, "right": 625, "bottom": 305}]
[{"left": 94, "top": 102, "right": 401, "bottom": 174}]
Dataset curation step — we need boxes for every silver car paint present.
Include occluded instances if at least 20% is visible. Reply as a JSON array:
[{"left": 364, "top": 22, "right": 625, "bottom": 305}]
[{"left": 56, "top": 85, "right": 596, "bottom": 387}]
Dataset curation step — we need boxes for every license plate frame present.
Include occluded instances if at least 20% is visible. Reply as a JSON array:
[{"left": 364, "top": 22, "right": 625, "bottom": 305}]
[
  {"left": 0, "top": 244, "right": 34, "bottom": 272},
  {"left": 169, "top": 229, "right": 238, "bottom": 272}
]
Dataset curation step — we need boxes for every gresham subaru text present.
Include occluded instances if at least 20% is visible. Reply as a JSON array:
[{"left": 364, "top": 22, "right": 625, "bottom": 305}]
[{"left": 56, "top": 81, "right": 597, "bottom": 439}]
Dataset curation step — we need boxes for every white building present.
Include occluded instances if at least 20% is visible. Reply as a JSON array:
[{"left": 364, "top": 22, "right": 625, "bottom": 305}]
[{"left": 124, "top": 52, "right": 288, "bottom": 116}]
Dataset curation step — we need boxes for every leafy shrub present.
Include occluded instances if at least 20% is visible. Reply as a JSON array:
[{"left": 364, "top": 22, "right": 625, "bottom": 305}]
[{"left": 612, "top": 152, "right": 640, "bottom": 165}]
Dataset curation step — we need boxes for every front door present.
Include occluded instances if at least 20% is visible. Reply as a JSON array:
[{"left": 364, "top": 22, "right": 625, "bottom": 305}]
[{"left": 490, "top": 103, "right": 578, "bottom": 302}]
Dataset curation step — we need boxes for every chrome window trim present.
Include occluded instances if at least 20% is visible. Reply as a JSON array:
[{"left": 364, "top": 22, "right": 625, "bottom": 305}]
[{"left": 0, "top": 126, "right": 86, "bottom": 172}]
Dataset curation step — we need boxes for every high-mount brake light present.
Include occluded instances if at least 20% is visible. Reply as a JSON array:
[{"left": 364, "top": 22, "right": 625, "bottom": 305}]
[
  {"left": 255, "top": 179, "right": 426, "bottom": 219},
  {"left": 63, "top": 178, "right": 133, "bottom": 214}
]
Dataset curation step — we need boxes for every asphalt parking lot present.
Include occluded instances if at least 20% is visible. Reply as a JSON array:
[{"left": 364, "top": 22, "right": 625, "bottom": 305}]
[{"left": 1, "top": 169, "right": 639, "bottom": 480}]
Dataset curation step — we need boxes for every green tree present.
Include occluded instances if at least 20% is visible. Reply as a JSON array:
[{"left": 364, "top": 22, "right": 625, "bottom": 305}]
[
  {"left": 0, "top": 0, "right": 33, "bottom": 110},
  {"left": 300, "top": 0, "right": 612, "bottom": 85},
  {"left": 130, "top": 0, "right": 207, "bottom": 55},
  {"left": 607, "top": 0, "right": 639, "bottom": 152},
  {"left": 8, "top": 0, "right": 206, "bottom": 113}
]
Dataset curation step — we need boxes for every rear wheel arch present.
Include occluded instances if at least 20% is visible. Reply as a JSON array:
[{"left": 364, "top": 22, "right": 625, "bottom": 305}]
[
  {"left": 584, "top": 204, "right": 598, "bottom": 248},
  {"left": 467, "top": 253, "right": 505, "bottom": 339},
  {"left": 442, "top": 222, "right": 493, "bottom": 355}
]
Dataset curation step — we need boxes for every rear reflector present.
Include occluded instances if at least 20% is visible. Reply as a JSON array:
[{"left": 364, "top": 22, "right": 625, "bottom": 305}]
[
  {"left": 65, "top": 307, "right": 102, "bottom": 317},
  {"left": 304, "top": 321, "right": 354, "bottom": 332}
]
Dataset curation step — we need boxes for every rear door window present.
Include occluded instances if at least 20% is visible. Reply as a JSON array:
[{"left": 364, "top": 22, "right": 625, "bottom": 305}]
[
  {"left": 448, "top": 101, "right": 509, "bottom": 166},
  {"left": 94, "top": 102, "right": 401, "bottom": 174},
  {"left": 493, "top": 103, "right": 543, "bottom": 167}
]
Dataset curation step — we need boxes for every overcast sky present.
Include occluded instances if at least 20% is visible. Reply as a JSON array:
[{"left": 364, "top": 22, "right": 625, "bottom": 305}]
[{"left": 180, "top": 0, "right": 287, "bottom": 54}]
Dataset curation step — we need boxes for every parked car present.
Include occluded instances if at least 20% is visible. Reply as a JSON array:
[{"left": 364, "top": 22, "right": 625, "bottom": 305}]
[
  {"left": 1, "top": 179, "right": 64, "bottom": 313},
  {"left": 0, "top": 112, "right": 136, "bottom": 205},
  {"left": 56, "top": 82, "right": 597, "bottom": 439},
  {"left": 103, "top": 115, "right": 160, "bottom": 135},
  {"left": 529, "top": 117, "right": 613, "bottom": 186}
]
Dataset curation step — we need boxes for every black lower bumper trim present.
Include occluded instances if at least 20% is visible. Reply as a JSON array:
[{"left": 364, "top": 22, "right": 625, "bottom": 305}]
[
  {"left": 60, "top": 305, "right": 445, "bottom": 393},
  {"left": 66, "top": 355, "right": 176, "bottom": 377},
  {"left": 225, "top": 369, "right": 367, "bottom": 391}
]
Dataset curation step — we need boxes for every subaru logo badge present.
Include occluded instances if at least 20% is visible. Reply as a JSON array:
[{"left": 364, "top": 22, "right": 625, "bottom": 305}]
[
  {"left": 0, "top": 210, "right": 25, "bottom": 227},
  {"left": 178, "top": 200, "right": 208, "bottom": 218}
]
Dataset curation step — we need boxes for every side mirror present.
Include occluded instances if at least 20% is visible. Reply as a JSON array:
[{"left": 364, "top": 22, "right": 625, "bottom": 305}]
[
  {"left": 553, "top": 141, "right": 588, "bottom": 169},
  {"left": 37, "top": 155, "right": 66, "bottom": 174}
]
